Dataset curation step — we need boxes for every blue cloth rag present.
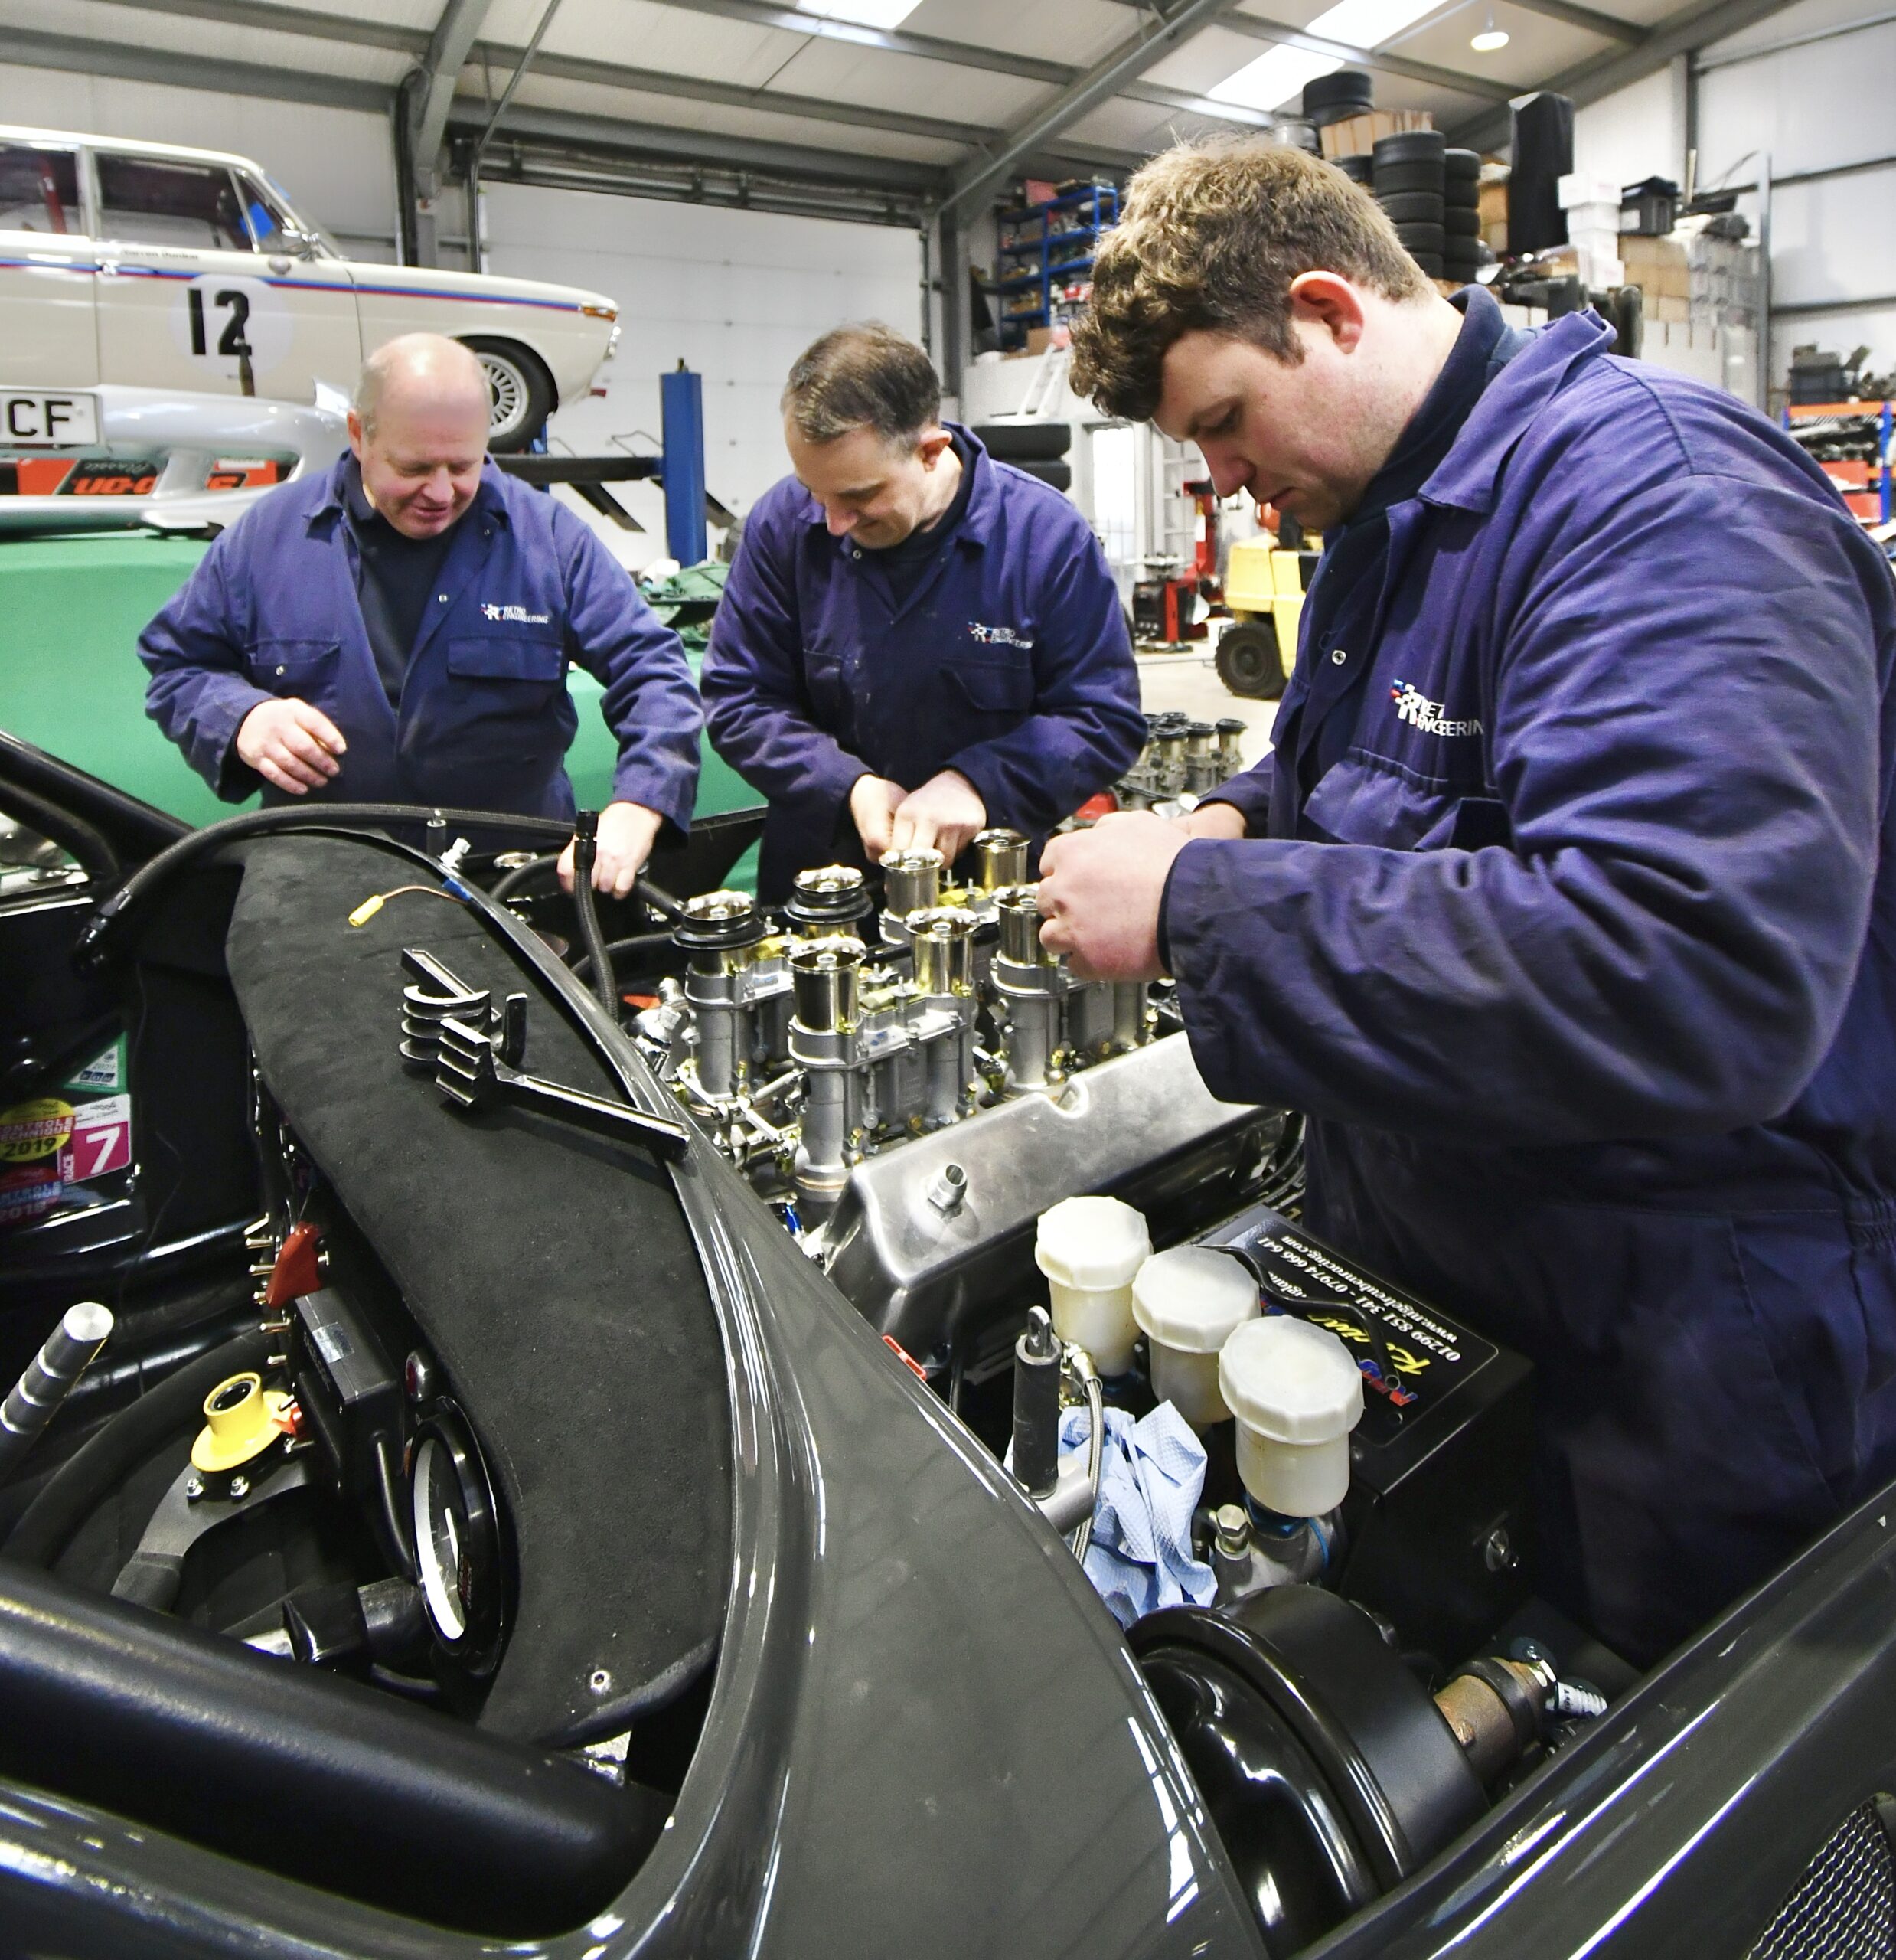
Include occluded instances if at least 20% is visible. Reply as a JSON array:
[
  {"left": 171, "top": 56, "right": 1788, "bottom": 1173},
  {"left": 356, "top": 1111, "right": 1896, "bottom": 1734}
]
[{"left": 1059, "top": 1401, "right": 1215, "bottom": 1627}]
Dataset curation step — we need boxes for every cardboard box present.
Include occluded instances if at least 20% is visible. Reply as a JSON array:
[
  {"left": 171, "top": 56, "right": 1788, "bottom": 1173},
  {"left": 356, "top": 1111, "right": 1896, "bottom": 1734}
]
[
  {"left": 1319, "top": 108, "right": 1431, "bottom": 159},
  {"left": 1025, "top": 326, "right": 1054, "bottom": 354},
  {"left": 1557, "top": 172, "right": 1620, "bottom": 209},
  {"left": 1653, "top": 295, "right": 1688, "bottom": 322}
]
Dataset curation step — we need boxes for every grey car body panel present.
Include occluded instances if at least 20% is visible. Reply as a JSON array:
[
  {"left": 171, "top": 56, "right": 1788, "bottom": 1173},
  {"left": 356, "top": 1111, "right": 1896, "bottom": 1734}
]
[{"left": 0, "top": 842, "right": 1264, "bottom": 1958}]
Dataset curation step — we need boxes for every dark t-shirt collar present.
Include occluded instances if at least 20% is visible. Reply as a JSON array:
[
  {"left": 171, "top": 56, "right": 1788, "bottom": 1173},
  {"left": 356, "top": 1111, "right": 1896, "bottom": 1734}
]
[{"left": 1349, "top": 284, "right": 1521, "bottom": 529}]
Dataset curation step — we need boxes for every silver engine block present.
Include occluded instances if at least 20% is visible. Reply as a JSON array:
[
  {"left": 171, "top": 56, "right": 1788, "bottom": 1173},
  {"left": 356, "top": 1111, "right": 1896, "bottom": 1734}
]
[{"left": 635, "top": 805, "right": 1280, "bottom": 1370}]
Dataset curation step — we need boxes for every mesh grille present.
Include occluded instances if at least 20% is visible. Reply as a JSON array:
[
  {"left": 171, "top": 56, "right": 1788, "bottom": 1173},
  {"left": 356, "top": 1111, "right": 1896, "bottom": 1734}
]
[{"left": 1748, "top": 1802, "right": 1896, "bottom": 1960}]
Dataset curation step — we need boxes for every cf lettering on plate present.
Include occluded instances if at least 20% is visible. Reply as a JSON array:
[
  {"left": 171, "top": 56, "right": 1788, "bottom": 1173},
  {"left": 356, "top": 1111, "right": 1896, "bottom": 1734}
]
[{"left": 1, "top": 394, "right": 101, "bottom": 446}]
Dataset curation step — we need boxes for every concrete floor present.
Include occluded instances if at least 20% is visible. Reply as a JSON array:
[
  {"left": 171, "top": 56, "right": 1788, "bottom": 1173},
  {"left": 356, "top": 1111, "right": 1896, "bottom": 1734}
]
[{"left": 1134, "top": 642, "right": 1279, "bottom": 770}]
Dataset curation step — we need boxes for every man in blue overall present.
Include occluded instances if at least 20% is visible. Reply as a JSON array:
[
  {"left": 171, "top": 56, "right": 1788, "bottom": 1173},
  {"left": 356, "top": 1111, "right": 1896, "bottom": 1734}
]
[
  {"left": 700, "top": 323, "right": 1143, "bottom": 900},
  {"left": 1039, "top": 140, "right": 1896, "bottom": 1666},
  {"left": 141, "top": 333, "right": 700, "bottom": 896}
]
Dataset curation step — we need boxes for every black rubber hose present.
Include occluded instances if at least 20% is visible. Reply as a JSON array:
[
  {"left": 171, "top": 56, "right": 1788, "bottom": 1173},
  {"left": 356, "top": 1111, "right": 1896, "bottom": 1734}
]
[
  {"left": 569, "top": 810, "right": 619, "bottom": 1014},
  {"left": 5, "top": 1331, "right": 270, "bottom": 1568},
  {"left": 75, "top": 802, "right": 685, "bottom": 968},
  {"left": 0, "top": 776, "right": 121, "bottom": 888},
  {"left": 488, "top": 851, "right": 560, "bottom": 903},
  {"left": 569, "top": 929, "right": 677, "bottom": 981},
  {"left": 73, "top": 802, "right": 576, "bottom": 969}
]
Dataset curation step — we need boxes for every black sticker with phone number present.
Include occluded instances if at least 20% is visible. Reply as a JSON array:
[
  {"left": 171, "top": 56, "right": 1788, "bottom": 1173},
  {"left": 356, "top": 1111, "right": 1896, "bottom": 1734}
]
[{"left": 1201, "top": 1205, "right": 1499, "bottom": 1417}]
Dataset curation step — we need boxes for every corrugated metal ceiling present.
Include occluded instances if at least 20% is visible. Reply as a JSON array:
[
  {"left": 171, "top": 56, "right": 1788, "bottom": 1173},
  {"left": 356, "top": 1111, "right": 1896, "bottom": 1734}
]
[{"left": 5, "top": 0, "right": 1717, "bottom": 204}]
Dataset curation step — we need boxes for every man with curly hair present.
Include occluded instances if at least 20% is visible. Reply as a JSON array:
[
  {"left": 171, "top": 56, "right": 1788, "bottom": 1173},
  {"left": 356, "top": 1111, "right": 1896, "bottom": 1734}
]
[{"left": 1039, "top": 138, "right": 1896, "bottom": 1666}]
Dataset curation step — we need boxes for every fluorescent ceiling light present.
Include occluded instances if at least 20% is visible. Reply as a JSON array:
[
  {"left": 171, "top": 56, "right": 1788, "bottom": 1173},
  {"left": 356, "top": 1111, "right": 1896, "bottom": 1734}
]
[
  {"left": 795, "top": 0, "right": 922, "bottom": 27},
  {"left": 1209, "top": 44, "right": 1343, "bottom": 112},
  {"left": 1207, "top": 0, "right": 1448, "bottom": 112},
  {"left": 1306, "top": 0, "right": 1447, "bottom": 49}
]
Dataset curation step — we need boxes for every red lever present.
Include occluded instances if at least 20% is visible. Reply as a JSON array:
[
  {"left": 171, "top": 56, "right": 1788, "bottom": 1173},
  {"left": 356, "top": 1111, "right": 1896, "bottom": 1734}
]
[
  {"left": 264, "top": 1220, "right": 321, "bottom": 1310},
  {"left": 882, "top": 1334, "right": 929, "bottom": 1383}
]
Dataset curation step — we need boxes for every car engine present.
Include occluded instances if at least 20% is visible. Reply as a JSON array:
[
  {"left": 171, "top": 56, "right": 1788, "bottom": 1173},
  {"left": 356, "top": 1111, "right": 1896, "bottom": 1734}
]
[{"left": 0, "top": 782, "right": 1633, "bottom": 1957}]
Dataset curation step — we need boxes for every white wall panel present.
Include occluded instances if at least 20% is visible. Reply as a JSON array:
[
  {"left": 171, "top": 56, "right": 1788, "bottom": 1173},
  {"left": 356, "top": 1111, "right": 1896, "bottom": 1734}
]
[
  {"left": 0, "top": 63, "right": 397, "bottom": 253},
  {"left": 1695, "top": 15, "right": 1896, "bottom": 182},
  {"left": 1572, "top": 64, "right": 1680, "bottom": 189},
  {"left": 1766, "top": 162, "right": 1896, "bottom": 306},
  {"left": 482, "top": 185, "right": 922, "bottom": 555}
]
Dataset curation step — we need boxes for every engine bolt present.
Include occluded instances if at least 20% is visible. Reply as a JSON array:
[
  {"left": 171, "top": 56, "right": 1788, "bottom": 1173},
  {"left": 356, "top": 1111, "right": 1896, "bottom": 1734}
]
[
  {"left": 1483, "top": 1527, "right": 1516, "bottom": 1572},
  {"left": 184, "top": 1475, "right": 204, "bottom": 1501},
  {"left": 228, "top": 1475, "right": 250, "bottom": 1500},
  {"left": 589, "top": 1668, "right": 613, "bottom": 1695}
]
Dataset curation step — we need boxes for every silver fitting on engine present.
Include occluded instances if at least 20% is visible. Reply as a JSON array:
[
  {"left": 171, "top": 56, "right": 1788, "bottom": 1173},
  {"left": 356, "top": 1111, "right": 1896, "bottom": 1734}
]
[
  {"left": 786, "top": 864, "right": 873, "bottom": 940},
  {"left": 789, "top": 935, "right": 866, "bottom": 1220},
  {"left": 675, "top": 890, "right": 772, "bottom": 1102},
  {"left": 1183, "top": 721, "right": 1220, "bottom": 795},
  {"left": 991, "top": 885, "right": 1065, "bottom": 1093},
  {"left": 973, "top": 828, "right": 1029, "bottom": 893},
  {"left": 881, "top": 848, "right": 944, "bottom": 941},
  {"left": 909, "top": 908, "right": 980, "bottom": 1124}
]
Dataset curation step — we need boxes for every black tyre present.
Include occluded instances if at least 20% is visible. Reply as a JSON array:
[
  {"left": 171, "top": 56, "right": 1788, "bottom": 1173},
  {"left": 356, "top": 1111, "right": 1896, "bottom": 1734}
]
[
  {"left": 1373, "top": 160, "right": 1447, "bottom": 196},
  {"left": 464, "top": 338, "right": 554, "bottom": 451},
  {"left": 1378, "top": 190, "right": 1444, "bottom": 224},
  {"left": 1303, "top": 70, "right": 1374, "bottom": 122},
  {"left": 1334, "top": 154, "right": 1374, "bottom": 184},
  {"left": 1372, "top": 130, "right": 1445, "bottom": 167},
  {"left": 973, "top": 420, "right": 1071, "bottom": 461},
  {"left": 1444, "top": 147, "right": 1482, "bottom": 181},
  {"left": 1395, "top": 221, "right": 1447, "bottom": 256},
  {"left": 1010, "top": 458, "right": 1072, "bottom": 491},
  {"left": 1443, "top": 264, "right": 1480, "bottom": 289},
  {"left": 1445, "top": 206, "right": 1480, "bottom": 237},
  {"left": 1411, "top": 253, "right": 1447, "bottom": 278},
  {"left": 1215, "top": 622, "right": 1287, "bottom": 701}
]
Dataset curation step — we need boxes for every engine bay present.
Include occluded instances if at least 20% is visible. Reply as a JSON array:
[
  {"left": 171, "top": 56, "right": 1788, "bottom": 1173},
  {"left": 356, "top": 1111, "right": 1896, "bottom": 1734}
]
[{"left": 0, "top": 798, "right": 1643, "bottom": 1952}]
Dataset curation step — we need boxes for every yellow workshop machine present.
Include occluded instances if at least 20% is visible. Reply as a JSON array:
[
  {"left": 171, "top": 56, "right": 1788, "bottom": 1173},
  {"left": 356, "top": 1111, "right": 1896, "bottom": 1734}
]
[{"left": 1216, "top": 529, "right": 1323, "bottom": 700}]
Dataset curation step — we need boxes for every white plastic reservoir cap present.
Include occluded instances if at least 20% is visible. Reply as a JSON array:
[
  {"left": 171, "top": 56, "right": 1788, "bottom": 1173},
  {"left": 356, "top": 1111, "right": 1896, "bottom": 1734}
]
[
  {"left": 1132, "top": 1247, "right": 1258, "bottom": 1354},
  {"left": 1219, "top": 1315, "right": 1366, "bottom": 1517},
  {"left": 1034, "top": 1196, "right": 1150, "bottom": 1292},
  {"left": 1035, "top": 1196, "right": 1150, "bottom": 1375}
]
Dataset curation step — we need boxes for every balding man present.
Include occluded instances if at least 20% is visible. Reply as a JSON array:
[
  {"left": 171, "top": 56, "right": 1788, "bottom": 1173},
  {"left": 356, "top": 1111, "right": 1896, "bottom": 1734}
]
[{"left": 140, "top": 332, "right": 700, "bottom": 893}]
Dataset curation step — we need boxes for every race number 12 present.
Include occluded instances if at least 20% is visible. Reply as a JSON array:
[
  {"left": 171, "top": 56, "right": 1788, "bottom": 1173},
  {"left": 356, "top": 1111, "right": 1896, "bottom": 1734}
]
[{"left": 186, "top": 287, "right": 254, "bottom": 359}]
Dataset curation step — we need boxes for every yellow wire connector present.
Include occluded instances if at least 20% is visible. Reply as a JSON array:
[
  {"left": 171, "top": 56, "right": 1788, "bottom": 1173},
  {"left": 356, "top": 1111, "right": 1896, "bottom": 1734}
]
[{"left": 348, "top": 881, "right": 475, "bottom": 928}]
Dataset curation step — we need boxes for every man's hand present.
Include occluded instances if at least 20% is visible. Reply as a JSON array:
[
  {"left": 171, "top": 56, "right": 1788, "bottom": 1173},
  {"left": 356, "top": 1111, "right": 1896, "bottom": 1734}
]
[
  {"left": 1037, "top": 811, "right": 1195, "bottom": 982},
  {"left": 1176, "top": 799, "right": 1248, "bottom": 841},
  {"left": 234, "top": 697, "right": 344, "bottom": 795},
  {"left": 889, "top": 770, "right": 987, "bottom": 864},
  {"left": 558, "top": 800, "right": 664, "bottom": 899},
  {"left": 850, "top": 774, "right": 908, "bottom": 864}
]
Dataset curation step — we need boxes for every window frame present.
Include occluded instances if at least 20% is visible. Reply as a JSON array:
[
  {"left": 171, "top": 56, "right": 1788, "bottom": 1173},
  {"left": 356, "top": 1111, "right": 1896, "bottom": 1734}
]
[{"left": 89, "top": 149, "right": 256, "bottom": 255}]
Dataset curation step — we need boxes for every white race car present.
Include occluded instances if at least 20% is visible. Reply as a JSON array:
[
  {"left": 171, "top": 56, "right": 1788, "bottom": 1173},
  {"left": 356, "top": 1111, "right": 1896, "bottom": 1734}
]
[{"left": 0, "top": 126, "right": 619, "bottom": 451}]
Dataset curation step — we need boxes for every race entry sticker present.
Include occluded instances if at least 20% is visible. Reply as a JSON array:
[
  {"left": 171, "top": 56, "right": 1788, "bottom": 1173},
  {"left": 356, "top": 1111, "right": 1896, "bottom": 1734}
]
[
  {"left": 60, "top": 1094, "right": 132, "bottom": 1184},
  {"left": 0, "top": 1037, "right": 135, "bottom": 1231},
  {"left": 0, "top": 1098, "right": 75, "bottom": 1164}
]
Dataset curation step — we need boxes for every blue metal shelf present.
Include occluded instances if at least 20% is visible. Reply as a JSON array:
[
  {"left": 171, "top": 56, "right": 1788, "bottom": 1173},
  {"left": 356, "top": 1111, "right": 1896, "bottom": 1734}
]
[{"left": 991, "top": 181, "right": 1120, "bottom": 351}]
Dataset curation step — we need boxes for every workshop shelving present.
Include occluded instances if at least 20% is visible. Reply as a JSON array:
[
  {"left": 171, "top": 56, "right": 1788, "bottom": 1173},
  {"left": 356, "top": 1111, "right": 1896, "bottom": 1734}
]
[
  {"left": 987, "top": 183, "right": 1121, "bottom": 351},
  {"left": 1784, "top": 400, "right": 1893, "bottom": 526}
]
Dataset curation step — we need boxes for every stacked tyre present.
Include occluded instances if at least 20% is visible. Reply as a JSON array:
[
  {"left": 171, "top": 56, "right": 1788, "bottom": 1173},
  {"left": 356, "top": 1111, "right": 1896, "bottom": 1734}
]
[
  {"left": 1443, "top": 147, "right": 1482, "bottom": 288},
  {"left": 1334, "top": 153, "right": 1374, "bottom": 188},
  {"left": 1372, "top": 129, "right": 1445, "bottom": 279},
  {"left": 1301, "top": 69, "right": 1374, "bottom": 132}
]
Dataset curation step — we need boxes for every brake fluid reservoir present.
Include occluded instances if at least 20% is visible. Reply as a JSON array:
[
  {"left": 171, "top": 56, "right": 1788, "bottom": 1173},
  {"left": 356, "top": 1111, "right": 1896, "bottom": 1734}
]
[
  {"left": 1219, "top": 1317, "right": 1365, "bottom": 1517},
  {"left": 1033, "top": 1196, "right": 1150, "bottom": 1376},
  {"left": 1131, "top": 1248, "right": 1260, "bottom": 1427}
]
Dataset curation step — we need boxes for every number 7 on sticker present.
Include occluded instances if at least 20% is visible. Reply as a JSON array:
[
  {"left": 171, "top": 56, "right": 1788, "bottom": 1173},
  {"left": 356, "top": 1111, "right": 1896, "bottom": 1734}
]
[{"left": 77, "top": 1123, "right": 129, "bottom": 1178}]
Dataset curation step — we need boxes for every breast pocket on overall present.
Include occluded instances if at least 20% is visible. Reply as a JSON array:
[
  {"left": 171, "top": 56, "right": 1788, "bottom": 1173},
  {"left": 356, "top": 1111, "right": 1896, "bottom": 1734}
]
[
  {"left": 441, "top": 635, "right": 567, "bottom": 758},
  {"left": 244, "top": 639, "right": 341, "bottom": 708},
  {"left": 943, "top": 658, "right": 1034, "bottom": 733},
  {"left": 1302, "top": 747, "right": 1507, "bottom": 852}
]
